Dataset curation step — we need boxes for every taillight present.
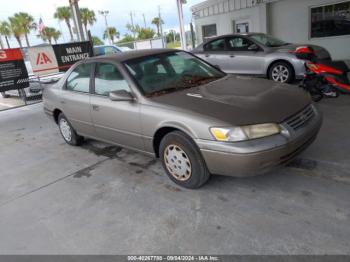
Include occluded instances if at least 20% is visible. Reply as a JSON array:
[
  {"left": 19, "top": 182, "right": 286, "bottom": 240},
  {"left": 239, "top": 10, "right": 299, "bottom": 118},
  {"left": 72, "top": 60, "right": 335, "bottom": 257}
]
[{"left": 290, "top": 46, "right": 315, "bottom": 54}]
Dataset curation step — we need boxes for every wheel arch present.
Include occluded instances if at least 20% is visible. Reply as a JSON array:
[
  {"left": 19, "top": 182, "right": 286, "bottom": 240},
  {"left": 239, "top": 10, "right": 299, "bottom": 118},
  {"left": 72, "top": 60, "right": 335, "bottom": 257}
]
[
  {"left": 53, "top": 108, "right": 62, "bottom": 124},
  {"left": 266, "top": 59, "right": 295, "bottom": 79},
  {"left": 152, "top": 124, "right": 196, "bottom": 158}
]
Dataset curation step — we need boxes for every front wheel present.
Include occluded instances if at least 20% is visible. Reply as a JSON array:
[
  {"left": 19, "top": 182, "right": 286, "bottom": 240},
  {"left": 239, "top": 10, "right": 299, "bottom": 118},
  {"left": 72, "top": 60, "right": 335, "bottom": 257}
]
[
  {"left": 159, "top": 131, "right": 210, "bottom": 189},
  {"left": 269, "top": 62, "right": 294, "bottom": 83}
]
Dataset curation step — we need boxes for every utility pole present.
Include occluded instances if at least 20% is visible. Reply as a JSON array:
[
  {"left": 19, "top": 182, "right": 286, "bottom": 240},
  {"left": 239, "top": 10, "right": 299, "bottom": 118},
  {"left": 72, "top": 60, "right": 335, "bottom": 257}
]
[
  {"left": 99, "top": 10, "right": 111, "bottom": 44},
  {"left": 176, "top": 0, "right": 187, "bottom": 50},
  {"left": 142, "top": 13, "right": 147, "bottom": 28},
  {"left": 158, "top": 6, "right": 164, "bottom": 37},
  {"left": 158, "top": 5, "right": 165, "bottom": 46},
  {"left": 130, "top": 11, "right": 136, "bottom": 39},
  {"left": 69, "top": 0, "right": 85, "bottom": 41}
]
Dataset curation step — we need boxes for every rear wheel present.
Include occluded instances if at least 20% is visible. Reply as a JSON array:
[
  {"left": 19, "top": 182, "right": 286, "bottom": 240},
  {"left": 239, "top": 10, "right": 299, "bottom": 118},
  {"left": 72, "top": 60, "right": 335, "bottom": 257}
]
[
  {"left": 269, "top": 62, "right": 294, "bottom": 83},
  {"left": 58, "top": 113, "right": 83, "bottom": 146},
  {"left": 159, "top": 131, "right": 210, "bottom": 189}
]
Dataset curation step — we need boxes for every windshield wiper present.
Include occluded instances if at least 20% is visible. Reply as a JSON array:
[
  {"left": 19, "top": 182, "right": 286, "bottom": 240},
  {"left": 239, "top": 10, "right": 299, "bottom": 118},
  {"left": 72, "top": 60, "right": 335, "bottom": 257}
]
[
  {"left": 145, "top": 76, "right": 222, "bottom": 97},
  {"left": 145, "top": 86, "right": 188, "bottom": 97}
]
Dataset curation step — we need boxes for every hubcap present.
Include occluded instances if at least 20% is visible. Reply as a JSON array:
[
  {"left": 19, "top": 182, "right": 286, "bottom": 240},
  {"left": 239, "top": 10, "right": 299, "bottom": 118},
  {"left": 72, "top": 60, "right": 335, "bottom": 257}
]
[
  {"left": 59, "top": 118, "right": 72, "bottom": 142},
  {"left": 164, "top": 144, "right": 192, "bottom": 181},
  {"left": 272, "top": 65, "right": 289, "bottom": 83}
]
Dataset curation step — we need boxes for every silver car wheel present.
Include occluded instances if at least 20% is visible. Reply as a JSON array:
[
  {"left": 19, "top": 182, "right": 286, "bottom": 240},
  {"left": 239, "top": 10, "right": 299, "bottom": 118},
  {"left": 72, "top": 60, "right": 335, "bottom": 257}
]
[
  {"left": 164, "top": 144, "right": 192, "bottom": 181},
  {"left": 59, "top": 118, "right": 72, "bottom": 142},
  {"left": 272, "top": 65, "right": 289, "bottom": 83}
]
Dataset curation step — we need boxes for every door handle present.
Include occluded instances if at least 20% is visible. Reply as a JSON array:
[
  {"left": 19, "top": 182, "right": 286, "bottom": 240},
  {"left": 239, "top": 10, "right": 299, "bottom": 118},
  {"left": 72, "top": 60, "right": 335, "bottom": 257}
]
[
  {"left": 230, "top": 55, "right": 235, "bottom": 58},
  {"left": 92, "top": 105, "right": 99, "bottom": 111},
  {"left": 205, "top": 54, "right": 210, "bottom": 57},
  {"left": 60, "top": 100, "right": 66, "bottom": 104}
]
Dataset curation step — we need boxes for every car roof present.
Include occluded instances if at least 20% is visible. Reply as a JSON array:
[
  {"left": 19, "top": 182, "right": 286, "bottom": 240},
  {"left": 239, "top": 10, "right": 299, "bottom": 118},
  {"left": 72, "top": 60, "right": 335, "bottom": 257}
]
[
  {"left": 94, "top": 45, "right": 121, "bottom": 48},
  {"left": 87, "top": 48, "right": 178, "bottom": 63},
  {"left": 202, "top": 33, "right": 264, "bottom": 42}
]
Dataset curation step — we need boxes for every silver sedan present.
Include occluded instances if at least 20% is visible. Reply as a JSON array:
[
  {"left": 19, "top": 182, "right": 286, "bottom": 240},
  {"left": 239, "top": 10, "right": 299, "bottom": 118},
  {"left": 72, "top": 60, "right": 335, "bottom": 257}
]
[{"left": 192, "top": 33, "right": 331, "bottom": 83}]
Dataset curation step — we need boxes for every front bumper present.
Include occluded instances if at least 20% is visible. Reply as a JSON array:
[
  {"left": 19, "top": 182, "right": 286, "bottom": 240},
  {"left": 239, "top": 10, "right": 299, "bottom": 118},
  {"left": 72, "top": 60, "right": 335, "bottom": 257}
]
[{"left": 196, "top": 105, "right": 322, "bottom": 177}]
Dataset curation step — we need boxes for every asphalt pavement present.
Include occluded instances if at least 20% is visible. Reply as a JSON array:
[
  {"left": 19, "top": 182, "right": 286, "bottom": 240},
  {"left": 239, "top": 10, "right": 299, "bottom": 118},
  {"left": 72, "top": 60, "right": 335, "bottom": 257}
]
[{"left": 0, "top": 98, "right": 349, "bottom": 254}]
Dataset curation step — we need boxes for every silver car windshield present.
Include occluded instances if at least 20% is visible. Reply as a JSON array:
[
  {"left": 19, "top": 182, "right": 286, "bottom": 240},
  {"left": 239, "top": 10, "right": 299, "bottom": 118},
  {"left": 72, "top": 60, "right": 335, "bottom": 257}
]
[
  {"left": 124, "top": 51, "right": 226, "bottom": 97},
  {"left": 250, "top": 34, "right": 288, "bottom": 47}
]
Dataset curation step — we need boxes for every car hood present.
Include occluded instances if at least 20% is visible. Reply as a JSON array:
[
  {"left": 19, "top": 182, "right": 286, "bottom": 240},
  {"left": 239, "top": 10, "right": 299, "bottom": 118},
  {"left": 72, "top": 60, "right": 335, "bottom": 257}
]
[
  {"left": 274, "top": 43, "right": 331, "bottom": 60},
  {"left": 148, "top": 75, "right": 311, "bottom": 126}
]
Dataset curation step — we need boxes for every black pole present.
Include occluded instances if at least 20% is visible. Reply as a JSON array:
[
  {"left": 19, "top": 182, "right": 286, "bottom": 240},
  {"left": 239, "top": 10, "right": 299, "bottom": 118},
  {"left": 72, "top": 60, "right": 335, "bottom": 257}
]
[{"left": 190, "top": 22, "right": 196, "bottom": 49}]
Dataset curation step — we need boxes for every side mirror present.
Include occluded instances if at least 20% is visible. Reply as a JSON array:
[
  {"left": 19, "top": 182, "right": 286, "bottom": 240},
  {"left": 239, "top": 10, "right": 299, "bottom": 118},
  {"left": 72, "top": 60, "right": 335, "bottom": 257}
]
[
  {"left": 248, "top": 44, "right": 259, "bottom": 51},
  {"left": 109, "top": 90, "right": 134, "bottom": 101}
]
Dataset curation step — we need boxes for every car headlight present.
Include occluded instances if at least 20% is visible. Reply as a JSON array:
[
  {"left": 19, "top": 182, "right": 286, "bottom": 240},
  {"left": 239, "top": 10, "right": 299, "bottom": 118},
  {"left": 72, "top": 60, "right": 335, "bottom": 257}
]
[{"left": 210, "top": 123, "right": 281, "bottom": 142}]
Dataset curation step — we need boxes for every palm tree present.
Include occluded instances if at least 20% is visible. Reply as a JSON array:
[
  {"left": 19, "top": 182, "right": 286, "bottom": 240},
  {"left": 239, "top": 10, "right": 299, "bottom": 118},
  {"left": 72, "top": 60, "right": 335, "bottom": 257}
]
[
  {"left": 0, "top": 21, "right": 12, "bottom": 49},
  {"left": 103, "top": 27, "right": 119, "bottom": 43},
  {"left": 151, "top": 17, "right": 163, "bottom": 36},
  {"left": 92, "top": 36, "right": 103, "bottom": 45},
  {"left": 80, "top": 8, "right": 96, "bottom": 38},
  {"left": 39, "top": 27, "right": 61, "bottom": 44},
  {"left": 54, "top": 6, "right": 73, "bottom": 41},
  {"left": 11, "top": 12, "right": 36, "bottom": 47},
  {"left": 8, "top": 17, "right": 24, "bottom": 48},
  {"left": 52, "top": 30, "right": 61, "bottom": 44},
  {"left": 41, "top": 27, "right": 54, "bottom": 44}
]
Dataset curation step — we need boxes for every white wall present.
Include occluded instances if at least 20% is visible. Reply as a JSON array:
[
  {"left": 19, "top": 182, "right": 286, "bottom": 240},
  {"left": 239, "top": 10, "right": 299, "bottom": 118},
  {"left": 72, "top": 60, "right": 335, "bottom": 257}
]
[
  {"left": 193, "top": 0, "right": 349, "bottom": 60},
  {"left": 194, "top": 4, "right": 268, "bottom": 44},
  {"left": 268, "top": 0, "right": 350, "bottom": 60}
]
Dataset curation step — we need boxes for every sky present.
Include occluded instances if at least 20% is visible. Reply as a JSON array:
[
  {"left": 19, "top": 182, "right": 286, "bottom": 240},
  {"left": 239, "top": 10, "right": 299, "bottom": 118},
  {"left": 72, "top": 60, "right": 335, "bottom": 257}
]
[{"left": 0, "top": 0, "right": 204, "bottom": 47}]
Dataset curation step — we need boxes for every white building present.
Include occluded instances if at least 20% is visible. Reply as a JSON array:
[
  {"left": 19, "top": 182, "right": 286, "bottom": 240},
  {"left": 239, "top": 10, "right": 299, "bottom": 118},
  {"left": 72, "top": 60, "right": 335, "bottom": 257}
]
[{"left": 191, "top": 0, "right": 350, "bottom": 60}]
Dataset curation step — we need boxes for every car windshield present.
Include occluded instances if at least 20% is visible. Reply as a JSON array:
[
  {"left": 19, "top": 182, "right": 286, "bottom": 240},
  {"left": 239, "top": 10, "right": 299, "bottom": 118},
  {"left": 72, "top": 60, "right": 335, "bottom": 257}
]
[
  {"left": 250, "top": 34, "right": 289, "bottom": 47},
  {"left": 124, "top": 51, "right": 226, "bottom": 96}
]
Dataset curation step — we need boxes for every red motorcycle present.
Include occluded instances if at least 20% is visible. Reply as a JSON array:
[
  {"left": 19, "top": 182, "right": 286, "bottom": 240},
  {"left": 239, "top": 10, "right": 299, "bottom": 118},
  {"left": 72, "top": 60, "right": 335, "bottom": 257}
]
[{"left": 299, "top": 47, "right": 350, "bottom": 101}]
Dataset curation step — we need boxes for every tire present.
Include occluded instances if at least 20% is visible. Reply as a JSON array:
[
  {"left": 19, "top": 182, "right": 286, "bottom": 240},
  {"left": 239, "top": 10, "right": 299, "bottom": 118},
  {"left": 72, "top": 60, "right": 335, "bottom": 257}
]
[
  {"left": 159, "top": 131, "right": 210, "bottom": 189},
  {"left": 269, "top": 62, "right": 294, "bottom": 83},
  {"left": 1, "top": 92, "right": 9, "bottom": 98},
  {"left": 58, "top": 113, "right": 84, "bottom": 146}
]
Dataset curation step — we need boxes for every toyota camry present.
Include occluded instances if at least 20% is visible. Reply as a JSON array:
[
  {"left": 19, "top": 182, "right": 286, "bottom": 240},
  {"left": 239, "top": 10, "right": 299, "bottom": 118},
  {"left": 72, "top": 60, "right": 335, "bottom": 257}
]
[{"left": 43, "top": 49, "right": 322, "bottom": 189}]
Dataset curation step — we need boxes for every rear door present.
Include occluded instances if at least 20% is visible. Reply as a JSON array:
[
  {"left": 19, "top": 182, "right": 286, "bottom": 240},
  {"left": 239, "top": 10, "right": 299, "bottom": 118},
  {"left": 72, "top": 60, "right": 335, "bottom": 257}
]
[
  {"left": 225, "top": 36, "right": 266, "bottom": 74},
  {"left": 59, "top": 63, "right": 94, "bottom": 137},
  {"left": 90, "top": 62, "right": 144, "bottom": 151}
]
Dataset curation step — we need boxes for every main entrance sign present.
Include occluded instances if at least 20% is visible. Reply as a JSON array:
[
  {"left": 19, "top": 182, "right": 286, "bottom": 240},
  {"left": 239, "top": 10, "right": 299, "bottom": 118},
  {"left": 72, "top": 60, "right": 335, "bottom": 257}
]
[{"left": 28, "top": 41, "right": 93, "bottom": 77}]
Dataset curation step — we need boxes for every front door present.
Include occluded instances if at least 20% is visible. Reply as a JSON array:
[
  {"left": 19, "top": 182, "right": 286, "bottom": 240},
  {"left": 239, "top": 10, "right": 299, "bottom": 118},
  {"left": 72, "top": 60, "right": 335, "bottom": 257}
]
[
  {"left": 60, "top": 63, "right": 94, "bottom": 137},
  {"left": 197, "top": 37, "right": 233, "bottom": 72},
  {"left": 225, "top": 36, "right": 266, "bottom": 75},
  {"left": 90, "top": 62, "right": 144, "bottom": 151}
]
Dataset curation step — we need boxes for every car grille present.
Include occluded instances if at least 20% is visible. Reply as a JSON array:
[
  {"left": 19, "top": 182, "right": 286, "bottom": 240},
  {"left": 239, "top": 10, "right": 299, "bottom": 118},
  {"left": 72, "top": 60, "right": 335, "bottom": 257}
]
[{"left": 285, "top": 105, "right": 315, "bottom": 131}]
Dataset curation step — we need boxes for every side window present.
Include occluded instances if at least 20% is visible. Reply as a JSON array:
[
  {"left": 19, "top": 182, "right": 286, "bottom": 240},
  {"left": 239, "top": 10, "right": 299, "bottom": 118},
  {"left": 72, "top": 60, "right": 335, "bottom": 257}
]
[
  {"left": 204, "top": 38, "right": 226, "bottom": 51},
  {"left": 94, "top": 63, "right": 130, "bottom": 96},
  {"left": 104, "top": 46, "right": 120, "bottom": 55},
  {"left": 227, "top": 37, "right": 254, "bottom": 51},
  {"left": 66, "top": 63, "right": 92, "bottom": 93}
]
